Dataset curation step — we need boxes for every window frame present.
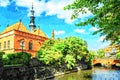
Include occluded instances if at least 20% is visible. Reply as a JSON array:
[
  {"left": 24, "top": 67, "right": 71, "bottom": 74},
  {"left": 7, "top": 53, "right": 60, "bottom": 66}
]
[
  {"left": 20, "top": 40, "right": 25, "bottom": 50},
  {"left": 4, "top": 41, "right": 6, "bottom": 49},
  {"left": 29, "top": 41, "right": 33, "bottom": 50},
  {"left": 8, "top": 40, "right": 10, "bottom": 49}
]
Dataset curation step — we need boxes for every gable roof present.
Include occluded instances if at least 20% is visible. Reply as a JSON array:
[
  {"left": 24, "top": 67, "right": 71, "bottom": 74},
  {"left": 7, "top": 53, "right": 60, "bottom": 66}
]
[
  {"left": 31, "top": 28, "right": 47, "bottom": 37},
  {"left": 2, "top": 22, "right": 29, "bottom": 34},
  {"left": 1, "top": 22, "right": 47, "bottom": 38}
]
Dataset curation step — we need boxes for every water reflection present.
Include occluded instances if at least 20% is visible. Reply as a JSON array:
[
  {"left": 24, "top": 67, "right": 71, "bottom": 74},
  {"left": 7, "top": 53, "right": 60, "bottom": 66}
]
[
  {"left": 54, "top": 68, "right": 120, "bottom": 80},
  {"left": 2, "top": 68, "right": 120, "bottom": 80},
  {"left": 55, "top": 70, "right": 92, "bottom": 80},
  {"left": 92, "top": 69, "right": 120, "bottom": 80}
]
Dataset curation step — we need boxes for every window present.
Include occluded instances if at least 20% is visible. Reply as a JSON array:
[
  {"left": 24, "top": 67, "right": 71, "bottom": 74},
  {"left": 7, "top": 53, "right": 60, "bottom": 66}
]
[
  {"left": 111, "top": 48, "right": 116, "bottom": 53},
  {"left": 4, "top": 41, "right": 6, "bottom": 49},
  {"left": 0, "top": 43, "right": 1, "bottom": 50},
  {"left": 20, "top": 40, "right": 25, "bottom": 49},
  {"left": 29, "top": 42, "right": 33, "bottom": 50},
  {"left": 8, "top": 40, "right": 10, "bottom": 49}
]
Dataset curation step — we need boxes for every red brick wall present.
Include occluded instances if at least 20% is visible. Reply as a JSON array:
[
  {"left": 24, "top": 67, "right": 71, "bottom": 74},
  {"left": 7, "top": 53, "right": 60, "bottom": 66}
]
[{"left": 14, "top": 30, "right": 47, "bottom": 57}]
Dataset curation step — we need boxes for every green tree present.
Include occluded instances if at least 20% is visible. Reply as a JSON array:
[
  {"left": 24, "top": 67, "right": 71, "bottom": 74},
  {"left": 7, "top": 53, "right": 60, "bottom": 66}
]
[
  {"left": 0, "top": 52, "right": 5, "bottom": 67},
  {"left": 65, "top": 0, "right": 120, "bottom": 44},
  {"left": 65, "top": 54, "right": 75, "bottom": 69},
  {"left": 85, "top": 50, "right": 96, "bottom": 67},
  {"left": 97, "top": 49, "right": 105, "bottom": 58},
  {"left": 116, "top": 52, "right": 120, "bottom": 59},
  {"left": 36, "top": 39, "right": 63, "bottom": 66},
  {"left": 63, "top": 37, "right": 88, "bottom": 61},
  {"left": 36, "top": 37, "right": 89, "bottom": 69}
]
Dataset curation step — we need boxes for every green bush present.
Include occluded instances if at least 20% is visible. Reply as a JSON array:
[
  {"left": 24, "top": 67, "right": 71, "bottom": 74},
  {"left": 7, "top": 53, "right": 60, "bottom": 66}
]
[
  {"left": 116, "top": 52, "right": 120, "bottom": 59},
  {"left": 0, "top": 51, "right": 5, "bottom": 60},
  {"left": 2, "top": 52, "right": 31, "bottom": 65}
]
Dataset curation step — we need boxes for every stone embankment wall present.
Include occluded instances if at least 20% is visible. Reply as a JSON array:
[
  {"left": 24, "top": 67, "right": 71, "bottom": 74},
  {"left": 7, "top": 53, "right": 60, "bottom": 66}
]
[{"left": 0, "top": 58, "right": 88, "bottom": 80}]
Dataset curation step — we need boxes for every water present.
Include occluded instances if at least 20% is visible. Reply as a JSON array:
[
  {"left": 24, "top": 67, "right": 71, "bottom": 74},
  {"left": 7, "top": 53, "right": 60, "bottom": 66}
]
[
  {"left": 92, "top": 68, "right": 120, "bottom": 80},
  {"left": 54, "top": 70, "right": 92, "bottom": 80},
  {"left": 2, "top": 68, "right": 120, "bottom": 80},
  {"left": 54, "top": 68, "right": 120, "bottom": 80}
]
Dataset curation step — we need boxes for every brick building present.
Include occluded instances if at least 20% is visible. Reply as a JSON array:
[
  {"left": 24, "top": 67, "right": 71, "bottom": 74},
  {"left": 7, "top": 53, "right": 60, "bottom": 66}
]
[{"left": 0, "top": 4, "right": 48, "bottom": 57}]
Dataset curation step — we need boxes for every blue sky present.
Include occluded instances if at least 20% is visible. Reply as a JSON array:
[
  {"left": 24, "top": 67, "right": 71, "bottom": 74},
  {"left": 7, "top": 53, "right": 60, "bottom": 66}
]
[{"left": 0, "top": 0, "right": 110, "bottom": 51}]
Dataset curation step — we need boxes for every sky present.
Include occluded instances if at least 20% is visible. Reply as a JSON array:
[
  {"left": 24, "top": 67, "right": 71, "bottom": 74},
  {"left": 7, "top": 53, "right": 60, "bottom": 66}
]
[{"left": 0, "top": 0, "right": 110, "bottom": 51}]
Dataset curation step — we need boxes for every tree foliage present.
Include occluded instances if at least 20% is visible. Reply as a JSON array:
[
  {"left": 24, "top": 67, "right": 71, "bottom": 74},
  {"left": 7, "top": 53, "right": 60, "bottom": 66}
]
[
  {"left": 65, "top": 0, "right": 120, "bottom": 44},
  {"left": 97, "top": 49, "right": 105, "bottom": 58},
  {"left": 36, "top": 37, "right": 89, "bottom": 69},
  {"left": 0, "top": 51, "right": 5, "bottom": 66},
  {"left": 116, "top": 52, "right": 120, "bottom": 59},
  {"left": 85, "top": 50, "right": 95, "bottom": 66},
  {"left": 2, "top": 52, "right": 31, "bottom": 65}
]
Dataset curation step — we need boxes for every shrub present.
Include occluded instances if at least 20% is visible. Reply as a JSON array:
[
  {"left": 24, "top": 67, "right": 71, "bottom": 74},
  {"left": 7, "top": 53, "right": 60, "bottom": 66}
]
[{"left": 2, "top": 52, "right": 31, "bottom": 65}]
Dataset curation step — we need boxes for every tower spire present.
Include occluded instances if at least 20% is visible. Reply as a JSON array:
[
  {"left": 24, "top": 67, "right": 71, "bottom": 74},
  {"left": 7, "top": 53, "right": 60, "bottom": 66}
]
[
  {"left": 52, "top": 29, "right": 54, "bottom": 40},
  {"left": 29, "top": 3, "right": 36, "bottom": 32}
]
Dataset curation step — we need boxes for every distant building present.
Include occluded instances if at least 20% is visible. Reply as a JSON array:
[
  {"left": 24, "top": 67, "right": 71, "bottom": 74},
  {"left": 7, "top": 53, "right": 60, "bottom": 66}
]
[
  {"left": 104, "top": 45, "right": 119, "bottom": 58},
  {"left": 0, "top": 4, "right": 49, "bottom": 57}
]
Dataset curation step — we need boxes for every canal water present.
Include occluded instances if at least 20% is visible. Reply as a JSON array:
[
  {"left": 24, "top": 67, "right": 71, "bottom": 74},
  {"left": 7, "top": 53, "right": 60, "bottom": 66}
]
[
  {"left": 3, "top": 68, "right": 120, "bottom": 80},
  {"left": 53, "top": 68, "right": 120, "bottom": 80}
]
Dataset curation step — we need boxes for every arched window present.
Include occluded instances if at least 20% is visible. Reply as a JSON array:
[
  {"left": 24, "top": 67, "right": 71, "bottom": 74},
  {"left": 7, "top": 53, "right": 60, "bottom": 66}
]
[
  {"left": 29, "top": 42, "right": 33, "bottom": 50},
  {"left": 20, "top": 40, "right": 25, "bottom": 49}
]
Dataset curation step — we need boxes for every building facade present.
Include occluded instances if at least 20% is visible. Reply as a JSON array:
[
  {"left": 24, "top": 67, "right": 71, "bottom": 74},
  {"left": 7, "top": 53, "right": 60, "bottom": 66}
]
[
  {"left": 104, "top": 45, "right": 119, "bottom": 58},
  {"left": 0, "top": 5, "right": 48, "bottom": 57}
]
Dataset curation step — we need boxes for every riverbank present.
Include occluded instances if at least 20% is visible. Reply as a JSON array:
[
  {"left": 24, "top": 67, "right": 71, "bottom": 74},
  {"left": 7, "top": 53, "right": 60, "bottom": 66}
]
[
  {"left": 35, "top": 66, "right": 85, "bottom": 80},
  {"left": 37, "top": 65, "right": 120, "bottom": 80}
]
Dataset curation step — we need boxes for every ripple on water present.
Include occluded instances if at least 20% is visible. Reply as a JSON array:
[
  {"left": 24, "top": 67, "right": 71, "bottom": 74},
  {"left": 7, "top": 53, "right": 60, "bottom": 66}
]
[{"left": 92, "top": 69, "right": 120, "bottom": 80}]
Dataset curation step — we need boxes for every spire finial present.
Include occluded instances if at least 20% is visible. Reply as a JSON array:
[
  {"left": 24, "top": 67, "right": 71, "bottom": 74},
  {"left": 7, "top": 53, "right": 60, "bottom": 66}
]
[{"left": 32, "top": 2, "right": 33, "bottom": 9}]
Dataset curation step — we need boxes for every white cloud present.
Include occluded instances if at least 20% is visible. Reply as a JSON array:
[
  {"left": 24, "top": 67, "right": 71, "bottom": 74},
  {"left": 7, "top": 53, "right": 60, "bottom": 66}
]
[
  {"left": 4, "top": 0, "right": 93, "bottom": 24},
  {"left": 15, "top": 0, "right": 46, "bottom": 16},
  {"left": 98, "top": 36, "right": 105, "bottom": 42},
  {"left": 89, "top": 27, "right": 99, "bottom": 31},
  {"left": 74, "top": 29, "right": 85, "bottom": 34},
  {"left": 0, "top": 0, "right": 10, "bottom": 7},
  {"left": 14, "top": 0, "right": 74, "bottom": 23},
  {"left": 54, "top": 30, "right": 65, "bottom": 35},
  {"left": 45, "top": 0, "right": 74, "bottom": 24}
]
